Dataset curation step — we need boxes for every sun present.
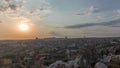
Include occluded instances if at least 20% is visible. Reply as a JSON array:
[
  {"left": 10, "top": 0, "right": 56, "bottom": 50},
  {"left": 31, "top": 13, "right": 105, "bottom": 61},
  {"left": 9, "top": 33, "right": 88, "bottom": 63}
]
[{"left": 19, "top": 23, "right": 29, "bottom": 31}]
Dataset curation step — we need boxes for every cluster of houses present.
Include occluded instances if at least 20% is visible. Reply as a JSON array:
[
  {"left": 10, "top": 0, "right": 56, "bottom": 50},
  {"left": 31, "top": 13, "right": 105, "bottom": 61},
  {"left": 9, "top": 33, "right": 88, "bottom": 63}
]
[{"left": 0, "top": 38, "right": 120, "bottom": 68}]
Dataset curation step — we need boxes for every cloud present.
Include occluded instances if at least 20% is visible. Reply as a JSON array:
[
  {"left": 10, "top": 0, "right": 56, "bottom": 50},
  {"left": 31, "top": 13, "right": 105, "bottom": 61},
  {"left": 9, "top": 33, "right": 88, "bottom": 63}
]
[
  {"left": 0, "top": 0, "right": 24, "bottom": 14},
  {"left": 0, "top": 5, "right": 7, "bottom": 12},
  {"left": 96, "top": 16, "right": 104, "bottom": 21},
  {"left": 9, "top": 4, "right": 19, "bottom": 10},
  {"left": 116, "top": 9, "right": 120, "bottom": 17},
  {"left": 0, "top": 0, "right": 52, "bottom": 19},
  {"left": 5, "top": 0, "right": 10, "bottom": 2},
  {"left": 117, "top": 9, "right": 120, "bottom": 14},
  {"left": 76, "top": 6, "right": 100, "bottom": 16},
  {"left": 29, "top": 7, "right": 52, "bottom": 17},
  {"left": 64, "top": 19, "right": 120, "bottom": 29},
  {"left": 49, "top": 31, "right": 62, "bottom": 36},
  {"left": 0, "top": 21, "right": 2, "bottom": 23}
]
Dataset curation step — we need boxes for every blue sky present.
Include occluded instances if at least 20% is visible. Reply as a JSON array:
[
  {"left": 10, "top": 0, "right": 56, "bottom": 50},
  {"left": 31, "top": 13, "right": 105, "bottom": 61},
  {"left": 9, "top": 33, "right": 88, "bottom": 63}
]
[{"left": 0, "top": 0, "right": 120, "bottom": 39}]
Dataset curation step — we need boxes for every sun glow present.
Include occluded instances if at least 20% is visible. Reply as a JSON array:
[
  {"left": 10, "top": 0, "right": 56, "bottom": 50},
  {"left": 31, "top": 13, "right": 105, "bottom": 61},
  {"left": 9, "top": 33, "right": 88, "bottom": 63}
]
[{"left": 19, "top": 23, "right": 29, "bottom": 31}]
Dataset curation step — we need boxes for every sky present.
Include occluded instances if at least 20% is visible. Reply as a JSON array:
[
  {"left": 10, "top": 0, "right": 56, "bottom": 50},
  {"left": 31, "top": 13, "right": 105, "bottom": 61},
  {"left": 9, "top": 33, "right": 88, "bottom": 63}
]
[{"left": 0, "top": 0, "right": 120, "bottom": 39}]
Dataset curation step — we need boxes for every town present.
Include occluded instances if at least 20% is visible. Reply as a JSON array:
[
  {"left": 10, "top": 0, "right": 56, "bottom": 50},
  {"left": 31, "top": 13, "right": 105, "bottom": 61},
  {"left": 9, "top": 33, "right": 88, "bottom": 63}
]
[{"left": 0, "top": 37, "right": 120, "bottom": 68}]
